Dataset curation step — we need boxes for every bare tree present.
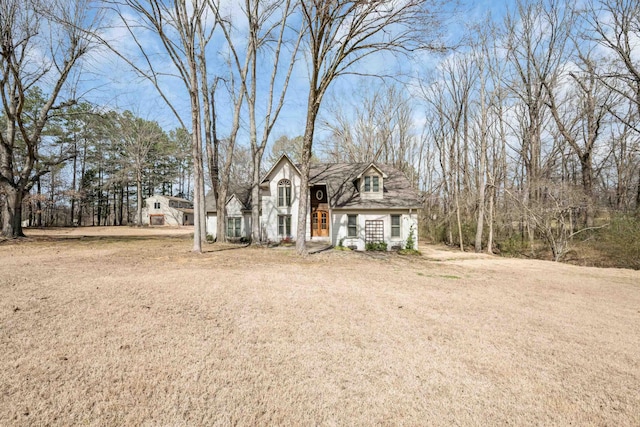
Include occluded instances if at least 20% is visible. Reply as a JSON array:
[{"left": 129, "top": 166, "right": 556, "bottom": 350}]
[
  {"left": 586, "top": 0, "right": 640, "bottom": 131},
  {"left": 115, "top": 111, "right": 168, "bottom": 226},
  {"left": 544, "top": 46, "right": 613, "bottom": 227},
  {"left": 320, "top": 83, "right": 416, "bottom": 173},
  {"left": 211, "top": 0, "right": 301, "bottom": 244},
  {"left": 0, "top": 0, "right": 102, "bottom": 237},
  {"left": 105, "top": 0, "right": 211, "bottom": 252},
  {"left": 502, "top": 0, "right": 572, "bottom": 253},
  {"left": 295, "top": 0, "right": 444, "bottom": 253}
]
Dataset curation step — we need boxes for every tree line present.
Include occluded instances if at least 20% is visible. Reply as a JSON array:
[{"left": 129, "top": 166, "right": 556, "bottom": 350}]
[
  {"left": 419, "top": 0, "right": 640, "bottom": 261},
  {"left": 318, "top": 0, "right": 640, "bottom": 262},
  {"left": 1, "top": 0, "right": 638, "bottom": 263}
]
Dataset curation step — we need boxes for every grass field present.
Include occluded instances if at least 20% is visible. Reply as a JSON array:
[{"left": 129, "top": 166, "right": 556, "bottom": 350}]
[{"left": 1, "top": 228, "right": 639, "bottom": 425}]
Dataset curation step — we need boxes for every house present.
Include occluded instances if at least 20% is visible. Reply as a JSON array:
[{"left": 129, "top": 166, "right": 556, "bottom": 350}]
[
  {"left": 205, "top": 185, "right": 252, "bottom": 241},
  {"left": 205, "top": 155, "right": 422, "bottom": 250},
  {"left": 140, "top": 195, "right": 194, "bottom": 226}
]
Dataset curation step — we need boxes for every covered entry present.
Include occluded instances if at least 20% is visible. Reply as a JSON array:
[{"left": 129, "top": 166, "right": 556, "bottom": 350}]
[{"left": 310, "top": 184, "right": 329, "bottom": 238}]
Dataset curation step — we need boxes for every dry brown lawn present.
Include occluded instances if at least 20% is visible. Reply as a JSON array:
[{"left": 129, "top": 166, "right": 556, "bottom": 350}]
[{"left": 1, "top": 228, "right": 639, "bottom": 426}]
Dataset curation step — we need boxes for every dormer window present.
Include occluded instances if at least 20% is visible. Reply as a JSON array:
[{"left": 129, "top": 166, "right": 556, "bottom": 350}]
[
  {"left": 364, "top": 175, "right": 380, "bottom": 192},
  {"left": 278, "top": 179, "right": 292, "bottom": 207}
]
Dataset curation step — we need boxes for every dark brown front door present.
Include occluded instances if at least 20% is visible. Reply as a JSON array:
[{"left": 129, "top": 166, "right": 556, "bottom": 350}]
[{"left": 311, "top": 210, "right": 329, "bottom": 237}]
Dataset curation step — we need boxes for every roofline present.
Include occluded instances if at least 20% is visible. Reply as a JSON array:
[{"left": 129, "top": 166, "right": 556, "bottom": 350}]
[
  {"left": 331, "top": 205, "right": 423, "bottom": 211},
  {"left": 260, "top": 154, "right": 302, "bottom": 184},
  {"left": 146, "top": 194, "right": 192, "bottom": 203},
  {"left": 355, "top": 163, "right": 388, "bottom": 179}
]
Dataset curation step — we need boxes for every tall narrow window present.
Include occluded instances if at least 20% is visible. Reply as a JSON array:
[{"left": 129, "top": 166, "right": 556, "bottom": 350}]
[
  {"left": 154, "top": 202, "right": 161, "bottom": 209},
  {"left": 364, "top": 176, "right": 371, "bottom": 192},
  {"left": 278, "top": 215, "right": 291, "bottom": 236},
  {"left": 278, "top": 179, "right": 291, "bottom": 207},
  {"left": 372, "top": 176, "right": 379, "bottom": 192},
  {"left": 226, "top": 218, "right": 242, "bottom": 238},
  {"left": 347, "top": 215, "right": 357, "bottom": 238},
  {"left": 391, "top": 215, "right": 401, "bottom": 237}
]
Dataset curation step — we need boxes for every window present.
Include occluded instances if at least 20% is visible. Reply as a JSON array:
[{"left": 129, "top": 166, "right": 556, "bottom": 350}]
[
  {"left": 226, "top": 218, "right": 242, "bottom": 238},
  {"left": 364, "top": 175, "right": 380, "bottom": 192},
  {"left": 278, "top": 215, "right": 291, "bottom": 236},
  {"left": 347, "top": 215, "right": 357, "bottom": 238},
  {"left": 391, "top": 215, "right": 401, "bottom": 238},
  {"left": 153, "top": 202, "right": 161, "bottom": 209},
  {"left": 278, "top": 179, "right": 292, "bottom": 207}
]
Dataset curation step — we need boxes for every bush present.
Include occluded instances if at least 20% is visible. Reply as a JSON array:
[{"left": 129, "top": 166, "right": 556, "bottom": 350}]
[
  {"left": 495, "top": 234, "right": 530, "bottom": 256},
  {"left": 405, "top": 226, "right": 415, "bottom": 250},
  {"left": 593, "top": 215, "right": 640, "bottom": 269},
  {"left": 334, "top": 237, "right": 351, "bottom": 251},
  {"left": 366, "top": 241, "right": 387, "bottom": 251},
  {"left": 280, "top": 236, "right": 294, "bottom": 245}
]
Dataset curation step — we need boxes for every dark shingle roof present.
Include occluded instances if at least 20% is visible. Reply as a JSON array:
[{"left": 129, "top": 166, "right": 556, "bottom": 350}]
[
  {"left": 205, "top": 183, "right": 253, "bottom": 213},
  {"left": 308, "top": 163, "right": 422, "bottom": 209},
  {"left": 207, "top": 161, "right": 422, "bottom": 212}
]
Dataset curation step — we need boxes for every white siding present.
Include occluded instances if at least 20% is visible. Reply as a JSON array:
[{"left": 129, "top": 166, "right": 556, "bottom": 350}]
[
  {"left": 260, "top": 159, "right": 302, "bottom": 242},
  {"left": 332, "top": 210, "right": 418, "bottom": 251},
  {"left": 206, "top": 214, "right": 217, "bottom": 239},
  {"left": 141, "top": 195, "right": 185, "bottom": 226},
  {"left": 206, "top": 196, "right": 252, "bottom": 240}
]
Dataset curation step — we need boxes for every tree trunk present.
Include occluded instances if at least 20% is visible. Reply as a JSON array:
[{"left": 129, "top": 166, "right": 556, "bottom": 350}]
[
  {"left": 70, "top": 144, "right": 77, "bottom": 226},
  {"left": 296, "top": 158, "right": 310, "bottom": 254},
  {"left": 1, "top": 185, "right": 26, "bottom": 238},
  {"left": 475, "top": 184, "right": 485, "bottom": 252},
  {"left": 296, "top": 97, "right": 320, "bottom": 255},
  {"left": 118, "top": 185, "right": 125, "bottom": 226},
  {"left": 251, "top": 146, "right": 264, "bottom": 243},
  {"left": 475, "top": 132, "right": 487, "bottom": 252},
  {"left": 636, "top": 167, "right": 640, "bottom": 211},
  {"left": 189, "top": 89, "right": 204, "bottom": 253},
  {"left": 487, "top": 184, "right": 494, "bottom": 255},
  {"left": 137, "top": 173, "right": 144, "bottom": 226},
  {"left": 216, "top": 186, "right": 228, "bottom": 243},
  {"left": 580, "top": 155, "right": 594, "bottom": 228},
  {"left": 36, "top": 178, "right": 43, "bottom": 227}
]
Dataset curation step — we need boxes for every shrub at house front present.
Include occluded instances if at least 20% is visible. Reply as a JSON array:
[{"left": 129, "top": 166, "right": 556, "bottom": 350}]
[{"left": 366, "top": 241, "right": 387, "bottom": 251}]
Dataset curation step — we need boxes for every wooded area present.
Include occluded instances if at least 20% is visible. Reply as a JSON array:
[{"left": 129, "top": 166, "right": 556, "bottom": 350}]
[{"left": 1, "top": 0, "right": 638, "bottom": 265}]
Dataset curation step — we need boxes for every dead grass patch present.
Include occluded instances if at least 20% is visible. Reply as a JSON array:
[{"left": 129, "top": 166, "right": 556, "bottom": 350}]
[{"left": 1, "top": 235, "right": 639, "bottom": 425}]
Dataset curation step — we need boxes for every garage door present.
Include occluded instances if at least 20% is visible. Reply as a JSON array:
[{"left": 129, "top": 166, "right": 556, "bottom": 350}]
[{"left": 150, "top": 215, "right": 165, "bottom": 226}]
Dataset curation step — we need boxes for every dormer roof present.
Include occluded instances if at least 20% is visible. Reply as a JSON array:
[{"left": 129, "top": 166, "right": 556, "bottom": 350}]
[
  {"left": 355, "top": 163, "right": 388, "bottom": 180},
  {"left": 308, "top": 163, "right": 422, "bottom": 209},
  {"left": 205, "top": 183, "right": 252, "bottom": 213}
]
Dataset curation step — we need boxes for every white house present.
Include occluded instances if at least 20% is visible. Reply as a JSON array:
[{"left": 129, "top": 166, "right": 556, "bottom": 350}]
[
  {"left": 206, "top": 155, "right": 422, "bottom": 250},
  {"left": 205, "top": 186, "right": 252, "bottom": 241},
  {"left": 140, "top": 195, "right": 194, "bottom": 226}
]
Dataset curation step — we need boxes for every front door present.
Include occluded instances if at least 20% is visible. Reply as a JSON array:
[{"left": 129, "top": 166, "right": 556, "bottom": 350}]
[{"left": 311, "top": 210, "right": 329, "bottom": 237}]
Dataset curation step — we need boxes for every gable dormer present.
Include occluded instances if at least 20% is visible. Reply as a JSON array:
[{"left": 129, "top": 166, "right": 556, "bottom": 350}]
[{"left": 356, "top": 163, "right": 387, "bottom": 200}]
